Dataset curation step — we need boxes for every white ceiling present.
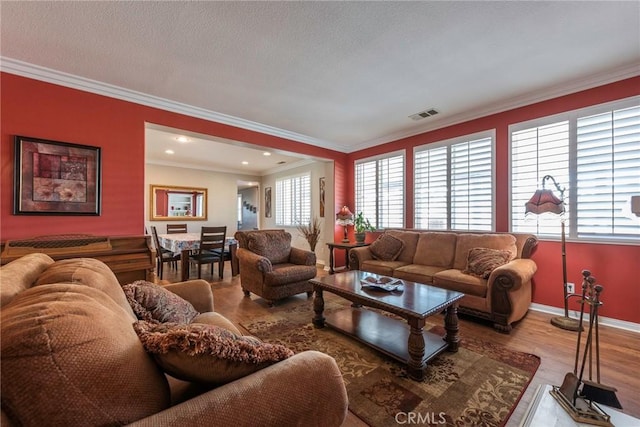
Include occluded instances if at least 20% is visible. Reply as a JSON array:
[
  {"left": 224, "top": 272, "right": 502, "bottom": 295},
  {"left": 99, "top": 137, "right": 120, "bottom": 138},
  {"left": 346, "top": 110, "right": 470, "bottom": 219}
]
[{"left": 1, "top": 1, "right": 639, "bottom": 172}]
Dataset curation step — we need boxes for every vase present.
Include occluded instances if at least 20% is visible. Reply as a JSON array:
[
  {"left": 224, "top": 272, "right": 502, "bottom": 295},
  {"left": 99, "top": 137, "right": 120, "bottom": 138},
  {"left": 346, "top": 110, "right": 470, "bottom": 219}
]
[{"left": 355, "top": 232, "right": 366, "bottom": 244}]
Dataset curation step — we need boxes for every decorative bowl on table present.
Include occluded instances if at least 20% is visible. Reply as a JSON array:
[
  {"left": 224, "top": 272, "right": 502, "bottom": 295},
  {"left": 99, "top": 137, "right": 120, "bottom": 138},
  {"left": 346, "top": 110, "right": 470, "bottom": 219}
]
[{"left": 360, "top": 276, "right": 403, "bottom": 292}]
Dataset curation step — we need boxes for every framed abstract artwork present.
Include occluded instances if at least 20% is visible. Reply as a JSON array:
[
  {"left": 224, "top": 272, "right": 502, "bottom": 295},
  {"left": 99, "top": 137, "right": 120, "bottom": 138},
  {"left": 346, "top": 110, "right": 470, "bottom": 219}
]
[
  {"left": 14, "top": 136, "right": 102, "bottom": 215},
  {"left": 319, "top": 177, "right": 325, "bottom": 217}
]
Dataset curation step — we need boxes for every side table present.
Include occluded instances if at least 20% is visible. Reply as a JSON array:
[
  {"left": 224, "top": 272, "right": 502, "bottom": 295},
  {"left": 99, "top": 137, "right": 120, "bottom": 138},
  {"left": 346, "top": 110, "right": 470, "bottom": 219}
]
[{"left": 326, "top": 242, "right": 369, "bottom": 274}]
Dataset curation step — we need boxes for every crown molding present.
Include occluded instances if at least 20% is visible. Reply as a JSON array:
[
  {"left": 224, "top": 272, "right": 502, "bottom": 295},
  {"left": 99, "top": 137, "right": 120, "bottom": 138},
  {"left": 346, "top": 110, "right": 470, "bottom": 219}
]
[
  {"left": 145, "top": 157, "right": 314, "bottom": 177},
  {"left": 2, "top": 57, "right": 638, "bottom": 155},
  {"left": 0, "top": 57, "right": 349, "bottom": 153}
]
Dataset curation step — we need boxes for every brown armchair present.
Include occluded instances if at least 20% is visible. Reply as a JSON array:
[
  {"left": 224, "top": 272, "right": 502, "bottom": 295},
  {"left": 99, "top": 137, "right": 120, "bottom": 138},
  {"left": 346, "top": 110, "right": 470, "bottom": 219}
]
[{"left": 235, "top": 230, "right": 317, "bottom": 306}]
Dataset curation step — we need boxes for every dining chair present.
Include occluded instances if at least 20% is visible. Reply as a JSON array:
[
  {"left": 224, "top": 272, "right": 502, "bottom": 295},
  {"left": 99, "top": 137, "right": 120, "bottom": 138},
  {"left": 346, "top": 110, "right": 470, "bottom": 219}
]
[
  {"left": 189, "top": 226, "right": 227, "bottom": 279},
  {"left": 150, "top": 226, "right": 180, "bottom": 280},
  {"left": 166, "top": 224, "right": 188, "bottom": 234}
]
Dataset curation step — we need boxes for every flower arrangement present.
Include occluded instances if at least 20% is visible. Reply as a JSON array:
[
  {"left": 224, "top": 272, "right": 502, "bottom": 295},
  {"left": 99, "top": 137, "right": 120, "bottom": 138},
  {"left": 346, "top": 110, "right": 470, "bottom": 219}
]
[{"left": 296, "top": 217, "right": 322, "bottom": 252}]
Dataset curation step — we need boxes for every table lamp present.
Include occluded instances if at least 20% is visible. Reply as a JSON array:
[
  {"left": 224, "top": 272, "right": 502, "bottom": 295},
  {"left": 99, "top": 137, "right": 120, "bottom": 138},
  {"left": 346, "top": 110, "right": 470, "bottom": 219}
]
[
  {"left": 525, "top": 174, "right": 581, "bottom": 331},
  {"left": 336, "top": 206, "right": 354, "bottom": 243}
]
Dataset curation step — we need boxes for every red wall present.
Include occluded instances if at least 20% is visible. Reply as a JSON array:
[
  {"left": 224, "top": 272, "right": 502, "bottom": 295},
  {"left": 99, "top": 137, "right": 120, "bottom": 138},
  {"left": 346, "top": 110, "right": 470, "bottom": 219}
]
[
  {"left": 346, "top": 77, "right": 640, "bottom": 324},
  {"left": 1, "top": 73, "right": 348, "bottom": 240},
  {"left": 1, "top": 72, "right": 638, "bottom": 324}
]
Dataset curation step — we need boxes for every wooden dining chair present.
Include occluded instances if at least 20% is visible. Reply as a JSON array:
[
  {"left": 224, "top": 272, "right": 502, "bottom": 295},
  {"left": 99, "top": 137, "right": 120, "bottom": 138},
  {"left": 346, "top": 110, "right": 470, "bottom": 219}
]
[
  {"left": 189, "top": 226, "right": 227, "bottom": 279},
  {"left": 151, "top": 226, "right": 180, "bottom": 280},
  {"left": 166, "top": 224, "right": 188, "bottom": 234}
]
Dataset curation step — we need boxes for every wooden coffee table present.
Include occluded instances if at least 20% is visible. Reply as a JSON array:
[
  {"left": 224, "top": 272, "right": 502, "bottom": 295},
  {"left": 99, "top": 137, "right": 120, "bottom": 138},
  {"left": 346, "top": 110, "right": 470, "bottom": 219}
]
[{"left": 310, "top": 270, "right": 464, "bottom": 381}]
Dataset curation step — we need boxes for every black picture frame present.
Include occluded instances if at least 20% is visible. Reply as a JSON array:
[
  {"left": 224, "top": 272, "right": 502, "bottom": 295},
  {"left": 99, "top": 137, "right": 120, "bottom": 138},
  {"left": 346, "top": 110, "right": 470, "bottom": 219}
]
[{"left": 14, "top": 135, "right": 102, "bottom": 215}]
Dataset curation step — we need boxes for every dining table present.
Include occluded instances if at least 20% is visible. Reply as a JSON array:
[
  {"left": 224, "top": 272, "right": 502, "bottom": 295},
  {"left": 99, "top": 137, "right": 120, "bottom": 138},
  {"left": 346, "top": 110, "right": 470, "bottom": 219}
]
[{"left": 157, "top": 232, "right": 239, "bottom": 281}]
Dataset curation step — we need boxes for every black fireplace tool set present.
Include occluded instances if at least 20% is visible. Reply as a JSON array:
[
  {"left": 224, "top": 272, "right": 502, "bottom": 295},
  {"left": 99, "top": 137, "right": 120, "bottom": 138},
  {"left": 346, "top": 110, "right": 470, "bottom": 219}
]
[{"left": 551, "top": 270, "right": 622, "bottom": 426}]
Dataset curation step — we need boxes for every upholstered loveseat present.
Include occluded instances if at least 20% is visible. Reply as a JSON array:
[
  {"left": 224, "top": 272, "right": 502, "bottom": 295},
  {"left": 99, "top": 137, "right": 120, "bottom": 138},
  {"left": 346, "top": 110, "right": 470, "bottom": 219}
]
[
  {"left": 235, "top": 230, "right": 317, "bottom": 305},
  {"left": 0, "top": 253, "right": 348, "bottom": 426},
  {"left": 349, "top": 230, "right": 538, "bottom": 332}
]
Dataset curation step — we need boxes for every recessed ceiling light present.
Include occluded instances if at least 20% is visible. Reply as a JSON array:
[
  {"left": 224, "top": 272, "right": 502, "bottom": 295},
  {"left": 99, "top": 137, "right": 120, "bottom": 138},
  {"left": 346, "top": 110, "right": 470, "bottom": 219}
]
[
  {"left": 242, "top": 161, "right": 249, "bottom": 165},
  {"left": 175, "top": 136, "right": 191, "bottom": 143},
  {"left": 165, "top": 149, "right": 175, "bottom": 155},
  {"left": 263, "top": 152, "right": 271, "bottom": 156}
]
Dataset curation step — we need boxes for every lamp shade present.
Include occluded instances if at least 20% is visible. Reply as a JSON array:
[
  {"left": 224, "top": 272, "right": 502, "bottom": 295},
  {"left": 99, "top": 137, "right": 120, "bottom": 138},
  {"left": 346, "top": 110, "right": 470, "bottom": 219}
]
[
  {"left": 336, "top": 206, "right": 354, "bottom": 225},
  {"left": 525, "top": 189, "right": 564, "bottom": 215}
]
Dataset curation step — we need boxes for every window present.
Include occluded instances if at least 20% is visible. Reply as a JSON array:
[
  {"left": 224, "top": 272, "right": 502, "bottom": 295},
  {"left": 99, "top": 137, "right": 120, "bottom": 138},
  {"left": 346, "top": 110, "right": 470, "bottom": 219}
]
[
  {"left": 414, "top": 131, "right": 494, "bottom": 231},
  {"left": 510, "top": 97, "right": 640, "bottom": 241},
  {"left": 237, "top": 194, "right": 242, "bottom": 224},
  {"left": 355, "top": 152, "right": 404, "bottom": 228},
  {"left": 275, "top": 174, "right": 311, "bottom": 226}
]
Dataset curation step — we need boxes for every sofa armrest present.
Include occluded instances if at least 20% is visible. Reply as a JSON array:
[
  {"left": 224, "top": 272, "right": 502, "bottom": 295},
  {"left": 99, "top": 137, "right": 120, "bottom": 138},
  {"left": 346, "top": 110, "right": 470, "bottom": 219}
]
[
  {"left": 488, "top": 258, "right": 538, "bottom": 293},
  {"left": 289, "top": 247, "right": 316, "bottom": 266},
  {"left": 127, "top": 351, "right": 348, "bottom": 427},
  {"left": 236, "top": 248, "right": 273, "bottom": 273},
  {"left": 349, "top": 246, "right": 374, "bottom": 270},
  {"left": 163, "top": 279, "right": 214, "bottom": 313}
]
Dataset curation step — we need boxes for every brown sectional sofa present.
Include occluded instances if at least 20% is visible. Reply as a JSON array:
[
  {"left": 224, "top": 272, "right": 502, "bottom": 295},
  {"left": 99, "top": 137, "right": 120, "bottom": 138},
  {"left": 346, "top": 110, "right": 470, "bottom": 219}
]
[
  {"left": 349, "top": 229, "right": 538, "bottom": 333},
  {"left": 0, "top": 253, "right": 348, "bottom": 427}
]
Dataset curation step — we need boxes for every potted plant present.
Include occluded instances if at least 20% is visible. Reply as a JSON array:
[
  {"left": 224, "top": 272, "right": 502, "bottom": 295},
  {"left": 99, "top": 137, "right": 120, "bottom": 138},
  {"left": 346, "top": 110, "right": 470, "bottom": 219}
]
[
  {"left": 296, "top": 217, "right": 322, "bottom": 252},
  {"left": 354, "top": 212, "right": 375, "bottom": 244}
]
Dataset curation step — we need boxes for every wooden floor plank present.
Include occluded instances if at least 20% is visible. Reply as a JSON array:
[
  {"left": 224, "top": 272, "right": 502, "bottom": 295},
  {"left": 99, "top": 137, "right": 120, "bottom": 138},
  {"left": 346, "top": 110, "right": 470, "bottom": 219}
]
[{"left": 162, "top": 265, "right": 640, "bottom": 426}]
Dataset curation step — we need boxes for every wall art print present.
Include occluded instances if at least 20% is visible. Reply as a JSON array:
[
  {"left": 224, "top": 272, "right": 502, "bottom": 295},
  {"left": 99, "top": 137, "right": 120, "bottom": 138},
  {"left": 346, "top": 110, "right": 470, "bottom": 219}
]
[
  {"left": 265, "top": 187, "right": 272, "bottom": 218},
  {"left": 319, "top": 177, "right": 325, "bottom": 217},
  {"left": 14, "top": 136, "right": 101, "bottom": 215}
]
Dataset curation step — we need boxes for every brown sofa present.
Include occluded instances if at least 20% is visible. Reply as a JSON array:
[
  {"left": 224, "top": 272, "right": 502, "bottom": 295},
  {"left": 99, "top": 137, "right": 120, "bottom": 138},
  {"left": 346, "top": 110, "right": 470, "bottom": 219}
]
[
  {"left": 235, "top": 230, "right": 317, "bottom": 306},
  {"left": 349, "top": 230, "right": 538, "bottom": 333},
  {"left": 0, "top": 253, "right": 348, "bottom": 427}
]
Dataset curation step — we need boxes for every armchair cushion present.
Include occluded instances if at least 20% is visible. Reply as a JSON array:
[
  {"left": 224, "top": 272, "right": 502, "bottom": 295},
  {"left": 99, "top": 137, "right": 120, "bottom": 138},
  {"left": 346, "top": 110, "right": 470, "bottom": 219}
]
[
  {"left": 265, "top": 264, "right": 317, "bottom": 287},
  {"left": 122, "top": 280, "right": 199, "bottom": 324},
  {"left": 369, "top": 233, "right": 405, "bottom": 261},
  {"left": 134, "top": 321, "right": 293, "bottom": 386},
  {"left": 246, "top": 230, "right": 292, "bottom": 264}
]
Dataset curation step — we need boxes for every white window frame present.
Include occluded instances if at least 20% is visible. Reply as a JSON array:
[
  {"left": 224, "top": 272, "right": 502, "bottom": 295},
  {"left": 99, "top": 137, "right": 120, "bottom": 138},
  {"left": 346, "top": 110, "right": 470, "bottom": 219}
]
[
  {"left": 509, "top": 96, "right": 640, "bottom": 243},
  {"left": 354, "top": 150, "right": 405, "bottom": 229},
  {"left": 414, "top": 130, "right": 496, "bottom": 231},
  {"left": 275, "top": 173, "right": 311, "bottom": 227}
]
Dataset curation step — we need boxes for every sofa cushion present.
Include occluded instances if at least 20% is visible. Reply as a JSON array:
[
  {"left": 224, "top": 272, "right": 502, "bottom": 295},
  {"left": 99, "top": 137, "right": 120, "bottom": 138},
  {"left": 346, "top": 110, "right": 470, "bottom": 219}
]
[
  {"left": 122, "top": 280, "right": 199, "bottom": 324},
  {"left": 433, "top": 269, "right": 488, "bottom": 297},
  {"left": 394, "top": 264, "right": 449, "bottom": 284},
  {"left": 246, "top": 230, "right": 292, "bottom": 264},
  {"left": 0, "top": 253, "right": 54, "bottom": 308},
  {"left": 1, "top": 284, "right": 170, "bottom": 426},
  {"left": 361, "top": 260, "right": 409, "bottom": 277},
  {"left": 265, "top": 263, "right": 317, "bottom": 287},
  {"left": 453, "top": 234, "right": 517, "bottom": 270},
  {"left": 34, "top": 257, "right": 136, "bottom": 319},
  {"left": 463, "top": 247, "right": 513, "bottom": 279},
  {"left": 369, "top": 233, "right": 405, "bottom": 261},
  {"left": 386, "top": 231, "right": 420, "bottom": 263},
  {"left": 413, "top": 232, "right": 457, "bottom": 268},
  {"left": 134, "top": 320, "right": 294, "bottom": 386}
]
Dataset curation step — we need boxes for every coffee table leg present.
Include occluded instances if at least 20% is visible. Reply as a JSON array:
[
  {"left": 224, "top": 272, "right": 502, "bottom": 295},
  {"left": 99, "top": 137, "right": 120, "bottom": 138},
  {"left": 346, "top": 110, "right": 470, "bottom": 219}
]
[
  {"left": 444, "top": 303, "right": 460, "bottom": 352},
  {"left": 312, "top": 288, "right": 325, "bottom": 328},
  {"left": 407, "top": 317, "right": 426, "bottom": 381}
]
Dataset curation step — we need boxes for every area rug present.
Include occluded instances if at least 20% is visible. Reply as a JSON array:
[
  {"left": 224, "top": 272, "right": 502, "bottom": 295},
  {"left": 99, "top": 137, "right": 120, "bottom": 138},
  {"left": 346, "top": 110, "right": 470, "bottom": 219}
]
[{"left": 241, "top": 298, "right": 540, "bottom": 427}]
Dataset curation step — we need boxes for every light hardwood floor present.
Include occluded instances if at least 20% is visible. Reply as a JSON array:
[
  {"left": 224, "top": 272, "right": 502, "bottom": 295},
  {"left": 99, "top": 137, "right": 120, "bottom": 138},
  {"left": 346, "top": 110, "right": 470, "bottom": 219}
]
[{"left": 163, "top": 264, "right": 640, "bottom": 426}]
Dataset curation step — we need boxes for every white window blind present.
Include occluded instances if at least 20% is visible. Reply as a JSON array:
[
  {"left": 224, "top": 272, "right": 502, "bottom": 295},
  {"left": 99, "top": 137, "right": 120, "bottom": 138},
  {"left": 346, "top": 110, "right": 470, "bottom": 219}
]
[
  {"left": 275, "top": 174, "right": 310, "bottom": 226},
  {"left": 510, "top": 98, "right": 640, "bottom": 241},
  {"left": 355, "top": 153, "right": 404, "bottom": 228},
  {"left": 414, "top": 132, "right": 494, "bottom": 231}
]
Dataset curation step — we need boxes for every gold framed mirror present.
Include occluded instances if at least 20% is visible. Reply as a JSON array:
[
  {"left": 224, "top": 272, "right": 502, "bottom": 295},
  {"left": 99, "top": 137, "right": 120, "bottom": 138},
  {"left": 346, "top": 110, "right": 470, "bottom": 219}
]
[{"left": 149, "top": 185, "right": 207, "bottom": 221}]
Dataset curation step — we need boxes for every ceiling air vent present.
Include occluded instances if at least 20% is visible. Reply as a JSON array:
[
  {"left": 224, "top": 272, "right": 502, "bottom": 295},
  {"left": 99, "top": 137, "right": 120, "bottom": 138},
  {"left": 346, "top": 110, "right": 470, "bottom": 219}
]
[{"left": 409, "top": 108, "right": 439, "bottom": 121}]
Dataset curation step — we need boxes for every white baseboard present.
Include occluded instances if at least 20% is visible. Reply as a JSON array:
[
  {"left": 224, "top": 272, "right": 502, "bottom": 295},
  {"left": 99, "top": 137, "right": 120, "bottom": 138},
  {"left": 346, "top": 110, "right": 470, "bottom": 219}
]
[{"left": 529, "top": 303, "right": 640, "bottom": 333}]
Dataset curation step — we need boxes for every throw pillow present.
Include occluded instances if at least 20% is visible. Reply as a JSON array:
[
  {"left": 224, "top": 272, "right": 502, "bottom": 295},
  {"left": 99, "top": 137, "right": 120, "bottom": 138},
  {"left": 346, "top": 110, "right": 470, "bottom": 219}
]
[
  {"left": 122, "top": 280, "right": 199, "bottom": 324},
  {"left": 463, "top": 247, "right": 513, "bottom": 279},
  {"left": 134, "top": 320, "right": 294, "bottom": 385},
  {"left": 369, "top": 234, "right": 405, "bottom": 261}
]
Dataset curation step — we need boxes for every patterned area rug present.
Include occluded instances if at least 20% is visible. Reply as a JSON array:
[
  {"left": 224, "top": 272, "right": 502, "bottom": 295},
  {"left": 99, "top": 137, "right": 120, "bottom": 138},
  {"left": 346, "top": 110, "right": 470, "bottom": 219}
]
[{"left": 242, "top": 298, "right": 540, "bottom": 427}]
